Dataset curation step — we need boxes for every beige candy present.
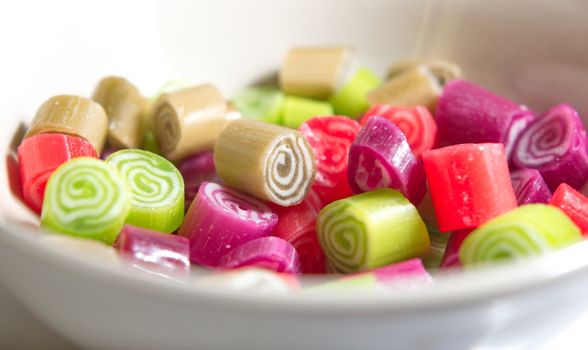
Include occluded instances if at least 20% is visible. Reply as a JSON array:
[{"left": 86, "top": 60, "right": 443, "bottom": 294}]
[
  {"left": 151, "top": 84, "right": 228, "bottom": 161},
  {"left": 387, "top": 59, "right": 462, "bottom": 85},
  {"left": 279, "top": 47, "right": 353, "bottom": 100},
  {"left": 26, "top": 95, "right": 108, "bottom": 154}
]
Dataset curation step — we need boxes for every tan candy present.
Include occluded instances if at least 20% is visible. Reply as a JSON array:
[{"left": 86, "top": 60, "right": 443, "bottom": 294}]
[
  {"left": 26, "top": 95, "right": 108, "bottom": 154},
  {"left": 92, "top": 76, "right": 147, "bottom": 149},
  {"left": 279, "top": 47, "right": 353, "bottom": 100},
  {"left": 151, "top": 84, "right": 229, "bottom": 161},
  {"left": 387, "top": 59, "right": 462, "bottom": 84}
]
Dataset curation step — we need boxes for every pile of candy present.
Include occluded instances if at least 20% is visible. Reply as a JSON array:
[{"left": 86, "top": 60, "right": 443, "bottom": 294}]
[{"left": 13, "top": 46, "right": 588, "bottom": 292}]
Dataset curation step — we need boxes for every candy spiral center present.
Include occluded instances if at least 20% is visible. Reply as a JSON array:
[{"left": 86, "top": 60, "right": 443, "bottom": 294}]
[
  {"left": 516, "top": 116, "right": 570, "bottom": 166},
  {"left": 154, "top": 103, "right": 181, "bottom": 153}
]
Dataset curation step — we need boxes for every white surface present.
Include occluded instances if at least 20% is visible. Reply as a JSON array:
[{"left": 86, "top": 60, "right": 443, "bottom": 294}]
[{"left": 1, "top": 0, "right": 588, "bottom": 349}]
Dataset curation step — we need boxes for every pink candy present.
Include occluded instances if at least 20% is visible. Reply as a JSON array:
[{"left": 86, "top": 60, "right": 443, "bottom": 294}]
[
  {"left": 178, "top": 151, "right": 220, "bottom": 209},
  {"left": 218, "top": 237, "right": 301, "bottom": 274}
]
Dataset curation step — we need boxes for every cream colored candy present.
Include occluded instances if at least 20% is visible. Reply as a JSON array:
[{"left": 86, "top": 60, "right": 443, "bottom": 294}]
[{"left": 387, "top": 59, "right": 462, "bottom": 84}]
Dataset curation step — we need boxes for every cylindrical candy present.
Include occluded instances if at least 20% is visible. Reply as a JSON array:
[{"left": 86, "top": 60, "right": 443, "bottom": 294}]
[
  {"left": 361, "top": 105, "right": 437, "bottom": 157},
  {"left": 17, "top": 134, "right": 97, "bottom": 214},
  {"left": 460, "top": 204, "right": 582, "bottom": 266},
  {"left": 348, "top": 116, "right": 426, "bottom": 205},
  {"left": 151, "top": 84, "right": 230, "bottom": 161},
  {"left": 422, "top": 143, "right": 517, "bottom": 232},
  {"left": 231, "top": 86, "right": 284, "bottom": 124},
  {"left": 328, "top": 67, "right": 381, "bottom": 118},
  {"left": 387, "top": 59, "right": 462, "bottom": 83},
  {"left": 510, "top": 169, "right": 552, "bottom": 205},
  {"left": 40, "top": 157, "right": 130, "bottom": 245},
  {"left": 92, "top": 76, "right": 148, "bottom": 149},
  {"left": 512, "top": 104, "right": 588, "bottom": 191},
  {"left": 317, "top": 189, "right": 430, "bottom": 273},
  {"left": 550, "top": 183, "right": 588, "bottom": 236},
  {"left": 299, "top": 116, "right": 361, "bottom": 204},
  {"left": 105, "top": 149, "right": 184, "bottom": 233},
  {"left": 281, "top": 95, "right": 334, "bottom": 128},
  {"left": 217, "top": 237, "right": 301, "bottom": 274},
  {"left": 25, "top": 95, "right": 108, "bottom": 154},
  {"left": 279, "top": 47, "right": 353, "bottom": 100},
  {"left": 178, "top": 182, "right": 278, "bottom": 266},
  {"left": 178, "top": 151, "right": 220, "bottom": 210},
  {"left": 214, "top": 119, "right": 316, "bottom": 206}
]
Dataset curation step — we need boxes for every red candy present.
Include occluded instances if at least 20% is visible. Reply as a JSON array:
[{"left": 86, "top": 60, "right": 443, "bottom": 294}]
[
  {"left": 440, "top": 229, "right": 473, "bottom": 269},
  {"left": 550, "top": 183, "right": 588, "bottom": 236},
  {"left": 361, "top": 105, "right": 437, "bottom": 157},
  {"left": 299, "top": 116, "right": 361, "bottom": 205},
  {"left": 422, "top": 143, "right": 517, "bottom": 232},
  {"left": 17, "top": 133, "right": 97, "bottom": 214}
]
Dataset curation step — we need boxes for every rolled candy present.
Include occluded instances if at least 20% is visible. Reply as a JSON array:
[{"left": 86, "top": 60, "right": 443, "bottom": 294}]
[
  {"left": 40, "top": 157, "right": 130, "bottom": 245},
  {"left": 348, "top": 116, "right": 426, "bottom": 205},
  {"left": 299, "top": 116, "right": 361, "bottom": 204},
  {"left": 439, "top": 229, "right": 473, "bottom": 270},
  {"left": 550, "top": 183, "right": 588, "bottom": 235},
  {"left": 217, "top": 237, "right": 301, "bottom": 274},
  {"left": 387, "top": 59, "right": 462, "bottom": 83},
  {"left": 232, "top": 86, "right": 284, "bottom": 124},
  {"left": 329, "top": 67, "right": 381, "bottom": 118},
  {"left": 317, "top": 188, "right": 430, "bottom": 273},
  {"left": 281, "top": 95, "right": 334, "bottom": 128},
  {"left": 17, "top": 134, "right": 97, "bottom": 214},
  {"left": 116, "top": 224, "right": 190, "bottom": 276},
  {"left": 178, "top": 151, "right": 220, "bottom": 210},
  {"left": 460, "top": 204, "right": 582, "bottom": 266},
  {"left": 214, "top": 119, "right": 316, "bottom": 206},
  {"left": 435, "top": 80, "right": 535, "bottom": 154},
  {"left": 279, "top": 46, "right": 353, "bottom": 100},
  {"left": 361, "top": 105, "right": 437, "bottom": 157},
  {"left": 512, "top": 104, "right": 588, "bottom": 191},
  {"left": 92, "top": 76, "right": 148, "bottom": 149},
  {"left": 25, "top": 95, "right": 108, "bottom": 154},
  {"left": 106, "top": 149, "right": 184, "bottom": 233},
  {"left": 423, "top": 143, "right": 517, "bottom": 232},
  {"left": 151, "top": 84, "right": 230, "bottom": 161},
  {"left": 178, "top": 182, "right": 278, "bottom": 266},
  {"left": 509, "top": 169, "right": 552, "bottom": 205}
]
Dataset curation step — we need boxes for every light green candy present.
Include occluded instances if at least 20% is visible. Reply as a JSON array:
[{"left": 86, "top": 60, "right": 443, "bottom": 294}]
[
  {"left": 141, "top": 131, "right": 162, "bottom": 155},
  {"left": 329, "top": 67, "right": 381, "bottom": 118},
  {"left": 281, "top": 95, "right": 334, "bottom": 128},
  {"left": 317, "top": 188, "right": 430, "bottom": 273},
  {"left": 106, "top": 149, "right": 184, "bottom": 233},
  {"left": 231, "top": 86, "right": 284, "bottom": 124},
  {"left": 460, "top": 204, "right": 583, "bottom": 266},
  {"left": 41, "top": 157, "right": 130, "bottom": 245}
]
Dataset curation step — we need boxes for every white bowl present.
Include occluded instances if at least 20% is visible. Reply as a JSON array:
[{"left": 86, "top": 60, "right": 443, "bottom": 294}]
[{"left": 1, "top": 0, "right": 588, "bottom": 349}]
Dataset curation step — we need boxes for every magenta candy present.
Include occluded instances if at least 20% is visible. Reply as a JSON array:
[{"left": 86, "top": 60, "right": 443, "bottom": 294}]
[
  {"left": 436, "top": 80, "right": 534, "bottom": 154},
  {"left": 371, "top": 258, "right": 432, "bottom": 284},
  {"left": 178, "top": 182, "right": 278, "bottom": 266},
  {"left": 512, "top": 104, "right": 588, "bottom": 191},
  {"left": 509, "top": 169, "right": 552, "bottom": 205},
  {"left": 217, "top": 237, "right": 301, "bottom": 274},
  {"left": 348, "top": 116, "right": 426, "bottom": 205},
  {"left": 178, "top": 151, "right": 221, "bottom": 209},
  {"left": 116, "top": 224, "right": 190, "bottom": 275}
]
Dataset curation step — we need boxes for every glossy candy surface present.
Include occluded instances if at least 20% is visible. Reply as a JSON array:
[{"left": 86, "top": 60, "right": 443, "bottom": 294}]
[
  {"left": 550, "top": 183, "right": 588, "bottom": 235},
  {"left": 509, "top": 169, "right": 552, "bottom": 205},
  {"left": 218, "top": 237, "right": 301, "bottom": 274},
  {"left": 178, "top": 151, "right": 220, "bottom": 210}
]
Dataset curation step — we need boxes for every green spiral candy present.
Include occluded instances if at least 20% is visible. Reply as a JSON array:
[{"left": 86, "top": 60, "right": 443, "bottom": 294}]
[
  {"left": 106, "top": 149, "right": 184, "bottom": 233},
  {"left": 460, "top": 204, "right": 582, "bottom": 266},
  {"left": 317, "top": 188, "right": 430, "bottom": 273},
  {"left": 41, "top": 157, "right": 130, "bottom": 245}
]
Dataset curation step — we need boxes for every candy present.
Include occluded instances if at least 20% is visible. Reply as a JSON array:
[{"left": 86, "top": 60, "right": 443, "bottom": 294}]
[
  {"left": 329, "top": 67, "right": 381, "bottom": 118},
  {"left": 512, "top": 104, "right": 588, "bottom": 191},
  {"left": 509, "top": 169, "right": 552, "bottom": 205},
  {"left": 348, "top": 116, "right": 426, "bottom": 205},
  {"left": 361, "top": 105, "right": 437, "bottom": 157},
  {"left": 105, "top": 149, "right": 184, "bottom": 233},
  {"left": 424, "top": 226, "right": 448, "bottom": 269},
  {"left": 232, "top": 86, "right": 284, "bottom": 124},
  {"left": 435, "top": 80, "right": 535, "bottom": 153},
  {"left": 116, "top": 224, "right": 190, "bottom": 276},
  {"left": 279, "top": 47, "right": 353, "bottom": 99},
  {"left": 17, "top": 134, "right": 97, "bottom": 214},
  {"left": 299, "top": 116, "right": 361, "bottom": 204},
  {"left": 281, "top": 95, "right": 334, "bottom": 128},
  {"left": 25, "top": 95, "right": 108, "bottom": 154},
  {"left": 178, "top": 182, "right": 277, "bottom": 266},
  {"left": 41, "top": 157, "right": 130, "bottom": 245},
  {"left": 550, "top": 183, "right": 588, "bottom": 235},
  {"left": 92, "top": 76, "right": 148, "bottom": 149},
  {"left": 178, "top": 151, "right": 220, "bottom": 210},
  {"left": 440, "top": 229, "right": 472, "bottom": 269},
  {"left": 460, "top": 204, "right": 582, "bottom": 266},
  {"left": 423, "top": 143, "right": 517, "bottom": 232},
  {"left": 387, "top": 59, "right": 462, "bottom": 83},
  {"left": 317, "top": 189, "right": 430, "bottom": 273},
  {"left": 214, "top": 119, "right": 316, "bottom": 206},
  {"left": 151, "top": 84, "right": 230, "bottom": 161},
  {"left": 217, "top": 237, "right": 301, "bottom": 274}
]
